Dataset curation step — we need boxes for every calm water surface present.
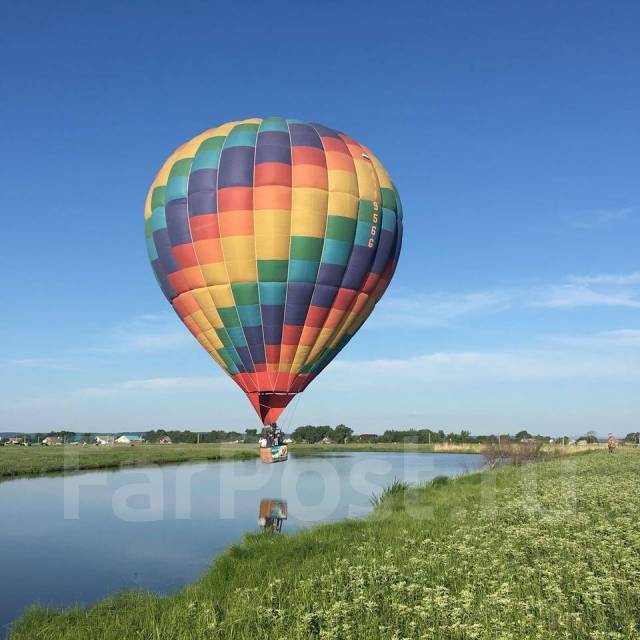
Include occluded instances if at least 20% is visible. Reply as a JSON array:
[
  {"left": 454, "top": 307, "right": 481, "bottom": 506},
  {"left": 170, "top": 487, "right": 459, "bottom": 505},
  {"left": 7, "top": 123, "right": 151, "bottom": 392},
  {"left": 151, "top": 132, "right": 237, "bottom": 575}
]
[{"left": 0, "top": 451, "right": 482, "bottom": 634}]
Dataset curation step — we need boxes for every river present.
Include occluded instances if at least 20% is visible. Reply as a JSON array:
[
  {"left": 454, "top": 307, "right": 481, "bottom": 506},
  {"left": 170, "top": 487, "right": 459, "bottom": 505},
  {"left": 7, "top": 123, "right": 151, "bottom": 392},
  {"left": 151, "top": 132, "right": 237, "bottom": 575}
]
[{"left": 0, "top": 451, "right": 483, "bottom": 635}]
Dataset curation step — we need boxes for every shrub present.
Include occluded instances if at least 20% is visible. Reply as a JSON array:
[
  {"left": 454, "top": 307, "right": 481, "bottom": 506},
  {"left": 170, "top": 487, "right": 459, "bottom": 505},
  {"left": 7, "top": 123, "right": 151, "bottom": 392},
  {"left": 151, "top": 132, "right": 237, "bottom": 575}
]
[
  {"left": 483, "top": 440, "right": 545, "bottom": 468},
  {"left": 369, "top": 478, "right": 409, "bottom": 508}
]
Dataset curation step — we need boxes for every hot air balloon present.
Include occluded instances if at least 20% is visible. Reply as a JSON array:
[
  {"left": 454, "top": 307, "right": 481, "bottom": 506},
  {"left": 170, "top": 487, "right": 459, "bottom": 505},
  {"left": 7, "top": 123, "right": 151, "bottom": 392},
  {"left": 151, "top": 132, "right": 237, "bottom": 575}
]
[{"left": 144, "top": 118, "right": 403, "bottom": 460}]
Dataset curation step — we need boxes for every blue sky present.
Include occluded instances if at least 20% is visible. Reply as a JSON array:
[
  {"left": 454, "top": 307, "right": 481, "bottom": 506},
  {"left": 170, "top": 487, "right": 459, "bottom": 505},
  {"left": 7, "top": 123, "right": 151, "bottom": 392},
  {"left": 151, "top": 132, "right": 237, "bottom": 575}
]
[{"left": 1, "top": 1, "right": 638, "bottom": 436}]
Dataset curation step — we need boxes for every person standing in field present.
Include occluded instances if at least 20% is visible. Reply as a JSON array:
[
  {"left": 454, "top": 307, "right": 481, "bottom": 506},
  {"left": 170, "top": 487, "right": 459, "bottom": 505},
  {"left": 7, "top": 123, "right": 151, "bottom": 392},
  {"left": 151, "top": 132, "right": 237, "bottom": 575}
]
[{"left": 608, "top": 433, "right": 617, "bottom": 454}]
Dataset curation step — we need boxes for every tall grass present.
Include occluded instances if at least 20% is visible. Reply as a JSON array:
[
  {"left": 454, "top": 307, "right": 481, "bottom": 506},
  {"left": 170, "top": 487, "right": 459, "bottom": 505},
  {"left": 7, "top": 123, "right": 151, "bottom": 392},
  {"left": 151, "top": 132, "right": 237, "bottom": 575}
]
[
  {"left": 369, "top": 478, "right": 409, "bottom": 508},
  {"left": 10, "top": 450, "right": 640, "bottom": 639},
  {"left": 482, "top": 440, "right": 546, "bottom": 468}
]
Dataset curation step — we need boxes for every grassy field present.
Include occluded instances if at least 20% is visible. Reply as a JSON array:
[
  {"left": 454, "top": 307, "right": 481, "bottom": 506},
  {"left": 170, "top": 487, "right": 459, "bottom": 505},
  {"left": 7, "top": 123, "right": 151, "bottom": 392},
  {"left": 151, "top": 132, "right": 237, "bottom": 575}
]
[
  {"left": 0, "top": 443, "right": 257, "bottom": 479},
  {"left": 9, "top": 449, "right": 640, "bottom": 639}
]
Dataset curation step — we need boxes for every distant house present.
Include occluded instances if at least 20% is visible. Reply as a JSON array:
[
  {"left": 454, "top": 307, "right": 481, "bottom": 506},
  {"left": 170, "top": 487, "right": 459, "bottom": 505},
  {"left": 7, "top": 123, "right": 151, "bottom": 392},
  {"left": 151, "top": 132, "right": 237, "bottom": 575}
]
[
  {"left": 95, "top": 435, "right": 115, "bottom": 446},
  {"left": 320, "top": 436, "right": 334, "bottom": 445},
  {"left": 42, "top": 436, "right": 63, "bottom": 446},
  {"left": 157, "top": 436, "right": 172, "bottom": 445},
  {"left": 116, "top": 434, "right": 145, "bottom": 445},
  {"left": 8, "top": 437, "right": 22, "bottom": 445},
  {"left": 283, "top": 437, "right": 294, "bottom": 444},
  {"left": 67, "top": 434, "right": 92, "bottom": 446}
]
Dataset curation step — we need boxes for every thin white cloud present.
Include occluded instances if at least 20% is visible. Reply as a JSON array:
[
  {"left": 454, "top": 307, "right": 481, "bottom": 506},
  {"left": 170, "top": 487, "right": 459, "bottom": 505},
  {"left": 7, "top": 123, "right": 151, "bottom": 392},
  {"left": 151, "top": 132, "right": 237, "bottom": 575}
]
[
  {"left": 373, "top": 271, "right": 640, "bottom": 327},
  {"left": 93, "top": 313, "right": 190, "bottom": 353},
  {"left": 530, "top": 283, "right": 640, "bottom": 309},
  {"left": 4, "top": 357, "right": 77, "bottom": 370},
  {"left": 550, "top": 329, "right": 640, "bottom": 348},
  {"left": 372, "top": 289, "right": 512, "bottom": 327},
  {"left": 4, "top": 313, "right": 192, "bottom": 373},
  {"left": 75, "top": 376, "right": 228, "bottom": 398},
  {"left": 570, "top": 207, "right": 634, "bottom": 229},
  {"left": 323, "top": 347, "right": 640, "bottom": 388},
  {"left": 567, "top": 272, "right": 640, "bottom": 286},
  {"left": 3, "top": 376, "right": 230, "bottom": 413}
]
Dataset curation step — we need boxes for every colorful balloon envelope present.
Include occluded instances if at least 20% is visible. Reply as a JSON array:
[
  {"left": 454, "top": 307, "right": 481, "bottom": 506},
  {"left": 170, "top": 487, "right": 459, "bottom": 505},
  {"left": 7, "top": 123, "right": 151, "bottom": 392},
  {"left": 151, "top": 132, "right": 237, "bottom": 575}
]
[{"left": 144, "top": 118, "right": 403, "bottom": 424}]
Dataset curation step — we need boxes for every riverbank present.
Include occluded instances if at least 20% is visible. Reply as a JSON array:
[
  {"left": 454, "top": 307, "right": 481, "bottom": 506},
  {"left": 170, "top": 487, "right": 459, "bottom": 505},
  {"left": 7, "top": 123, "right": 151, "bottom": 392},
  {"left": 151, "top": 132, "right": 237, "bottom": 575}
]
[
  {"left": 290, "top": 442, "right": 487, "bottom": 455},
  {"left": 2, "top": 440, "right": 603, "bottom": 480},
  {"left": 10, "top": 449, "right": 640, "bottom": 639},
  {"left": 0, "top": 443, "right": 479, "bottom": 479},
  {"left": 0, "top": 444, "right": 257, "bottom": 479},
  {"left": 0, "top": 442, "right": 479, "bottom": 479}
]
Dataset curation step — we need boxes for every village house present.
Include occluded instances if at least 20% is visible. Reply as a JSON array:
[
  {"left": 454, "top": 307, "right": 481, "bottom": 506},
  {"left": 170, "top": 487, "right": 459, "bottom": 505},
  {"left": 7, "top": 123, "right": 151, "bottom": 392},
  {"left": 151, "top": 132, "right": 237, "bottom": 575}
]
[
  {"left": 42, "top": 436, "right": 63, "bottom": 446},
  {"left": 116, "top": 434, "right": 145, "bottom": 445},
  {"left": 157, "top": 435, "right": 172, "bottom": 445},
  {"left": 95, "top": 435, "right": 115, "bottom": 446},
  {"left": 66, "top": 434, "right": 93, "bottom": 446}
]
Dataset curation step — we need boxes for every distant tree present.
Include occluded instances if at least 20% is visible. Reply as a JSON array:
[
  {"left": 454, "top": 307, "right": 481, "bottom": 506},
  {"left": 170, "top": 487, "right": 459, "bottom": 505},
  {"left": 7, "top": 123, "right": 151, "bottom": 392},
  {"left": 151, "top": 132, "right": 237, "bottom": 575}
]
[
  {"left": 333, "top": 424, "right": 353, "bottom": 444},
  {"left": 145, "top": 428, "right": 171, "bottom": 443},
  {"left": 244, "top": 428, "right": 259, "bottom": 444},
  {"left": 291, "top": 425, "right": 333, "bottom": 444},
  {"left": 624, "top": 432, "right": 640, "bottom": 444},
  {"left": 515, "top": 430, "right": 532, "bottom": 441}
]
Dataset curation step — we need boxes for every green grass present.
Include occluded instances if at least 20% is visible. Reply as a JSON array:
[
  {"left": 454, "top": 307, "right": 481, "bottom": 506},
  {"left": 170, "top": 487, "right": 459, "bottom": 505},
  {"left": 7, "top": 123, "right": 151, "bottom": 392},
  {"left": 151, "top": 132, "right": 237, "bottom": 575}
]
[
  {"left": 0, "top": 444, "right": 257, "bottom": 479},
  {"left": 369, "top": 478, "right": 410, "bottom": 508},
  {"left": 9, "top": 449, "right": 640, "bottom": 639}
]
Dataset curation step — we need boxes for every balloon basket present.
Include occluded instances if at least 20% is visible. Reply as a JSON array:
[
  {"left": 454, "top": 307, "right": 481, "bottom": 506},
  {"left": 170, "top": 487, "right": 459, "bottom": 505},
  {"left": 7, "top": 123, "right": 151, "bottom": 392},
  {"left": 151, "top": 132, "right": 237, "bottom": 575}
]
[{"left": 260, "top": 444, "right": 288, "bottom": 463}]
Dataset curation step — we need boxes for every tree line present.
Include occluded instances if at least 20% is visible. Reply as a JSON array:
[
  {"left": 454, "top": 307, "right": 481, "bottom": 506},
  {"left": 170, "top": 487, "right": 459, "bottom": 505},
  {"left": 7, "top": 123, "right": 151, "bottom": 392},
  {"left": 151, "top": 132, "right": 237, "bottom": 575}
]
[
  {"left": 290, "top": 424, "right": 354, "bottom": 444},
  {"left": 4, "top": 427, "right": 637, "bottom": 446},
  {"left": 144, "top": 429, "right": 248, "bottom": 443},
  {"left": 291, "top": 426, "right": 556, "bottom": 444},
  {"left": 287, "top": 427, "right": 631, "bottom": 445}
]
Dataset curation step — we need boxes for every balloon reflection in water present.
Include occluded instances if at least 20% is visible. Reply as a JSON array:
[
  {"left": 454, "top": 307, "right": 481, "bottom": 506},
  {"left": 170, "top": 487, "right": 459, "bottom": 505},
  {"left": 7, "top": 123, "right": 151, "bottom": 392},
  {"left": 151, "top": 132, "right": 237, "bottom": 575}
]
[{"left": 258, "top": 499, "right": 288, "bottom": 533}]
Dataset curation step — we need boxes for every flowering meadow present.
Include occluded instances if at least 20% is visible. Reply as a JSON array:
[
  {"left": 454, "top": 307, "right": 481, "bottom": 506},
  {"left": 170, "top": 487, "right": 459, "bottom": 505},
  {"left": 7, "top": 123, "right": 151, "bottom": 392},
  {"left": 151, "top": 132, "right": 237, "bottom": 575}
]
[{"left": 12, "top": 450, "right": 640, "bottom": 639}]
